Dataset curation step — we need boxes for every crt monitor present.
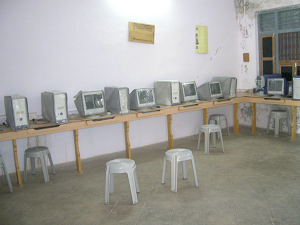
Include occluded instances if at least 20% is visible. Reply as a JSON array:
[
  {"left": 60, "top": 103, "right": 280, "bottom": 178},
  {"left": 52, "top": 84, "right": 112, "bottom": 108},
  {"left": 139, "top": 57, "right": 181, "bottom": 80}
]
[
  {"left": 180, "top": 81, "right": 199, "bottom": 103},
  {"left": 197, "top": 81, "right": 223, "bottom": 101},
  {"left": 154, "top": 80, "right": 181, "bottom": 106},
  {"left": 130, "top": 88, "right": 156, "bottom": 110},
  {"left": 211, "top": 77, "right": 237, "bottom": 98},
  {"left": 256, "top": 73, "right": 282, "bottom": 95},
  {"left": 104, "top": 86, "right": 130, "bottom": 115},
  {"left": 74, "top": 90, "right": 106, "bottom": 117},
  {"left": 41, "top": 91, "right": 69, "bottom": 124},
  {"left": 4, "top": 94, "right": 30, "bottom": 131},
  {"left": 267, "top": 78, "right": 289, "bottom": 96},
  {"left": 292, "top": 76, "right": 300, "bottom": 100}
]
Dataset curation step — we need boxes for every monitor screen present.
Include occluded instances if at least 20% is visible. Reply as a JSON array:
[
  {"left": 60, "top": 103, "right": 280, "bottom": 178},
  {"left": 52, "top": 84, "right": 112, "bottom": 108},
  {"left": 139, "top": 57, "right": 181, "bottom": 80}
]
[
  {"left": 180, "top": 81, "right": 198, "bottom": 102},
  {"left": 209, "top": 81, "right": 223, "bottom": 98},
  {"left": 138, "top": 89, "right": 154, "bottom": 104},
  {"left": 267, "top": 78, "right": 284, "bottom": 96},
  {"left": 84, "top": 93, "right": 104, "bottom": 110},
  {"left": 183, "top": 83, "right": 196, "bottom": 96},
  {"left": 74, "top": 90, "right": 105, "bottom": 117},
  {"left": 130, "top": 88, "right": 156, "bottom": 110}
]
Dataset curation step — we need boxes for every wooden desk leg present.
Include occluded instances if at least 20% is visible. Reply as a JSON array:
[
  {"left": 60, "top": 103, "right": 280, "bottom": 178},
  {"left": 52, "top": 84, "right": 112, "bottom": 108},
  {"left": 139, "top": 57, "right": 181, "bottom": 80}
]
[
  {"left": 234, "top": 103, "right": 239, "bottom": 134},
  {"left": 124, "top": 121, "right": 131, "bottom": 159},
  {"left": 73, "top": 130, "right": 82, "bottom": 173},
  {"left": 167, "top": 114, "right": 174, "bottom": 150},
  {"left": 291, "top": 106, "right": 297, "bottom": 141},
  {"left": 251, "top": 103, "right": 257, "bottom": 134},
  {"left": 12, "top": 139, "right": 22, "bottom": 187},
  {"left": 203, "top": 108, "right": 208, "bottom": 125}
]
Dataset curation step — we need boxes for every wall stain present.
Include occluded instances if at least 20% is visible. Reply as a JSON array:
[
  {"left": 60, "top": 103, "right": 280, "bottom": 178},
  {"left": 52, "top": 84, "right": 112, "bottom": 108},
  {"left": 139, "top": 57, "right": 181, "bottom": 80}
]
[{"left": 210, "top": 46, "right": 221, "bottom": 61}]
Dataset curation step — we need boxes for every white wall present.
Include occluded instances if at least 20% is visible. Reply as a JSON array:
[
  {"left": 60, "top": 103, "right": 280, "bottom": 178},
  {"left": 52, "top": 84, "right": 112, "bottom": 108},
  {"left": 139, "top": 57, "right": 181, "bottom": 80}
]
[
  {"left": 235, "top": 0, "right": 300, "bottom": 132},
  {"left": 0, "top": 0, "right": 239, "bottom": 173}
]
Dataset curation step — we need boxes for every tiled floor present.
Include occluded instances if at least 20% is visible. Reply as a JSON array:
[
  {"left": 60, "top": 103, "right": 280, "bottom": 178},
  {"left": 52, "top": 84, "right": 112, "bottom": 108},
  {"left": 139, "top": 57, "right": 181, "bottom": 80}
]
[{"left": 1, "top": 126, "right": 300, "bottom": 225}]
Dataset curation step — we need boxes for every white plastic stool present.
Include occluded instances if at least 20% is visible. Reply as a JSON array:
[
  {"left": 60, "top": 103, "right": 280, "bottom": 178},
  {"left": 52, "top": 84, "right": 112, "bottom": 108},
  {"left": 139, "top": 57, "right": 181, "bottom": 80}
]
[
  {"left": 0, "top": 155, "right": 13, "bottom": 193},
  {"left": 267, "top": 110, "right": 291, "bottom": 138},
  {"left": 105, "top": 158, "right": 139, "bottom": 205},
  {"left": 24, "top": 146, "right": 55, "bottom": 183},
  {"left": 162, "top": 149, "right": 198, "bottom": 192},
  {"left": 208, "top": 114, "right": 229, "bottom": 139},
  {"left": 197, "top": 124, "right": 224, "bottom": 154}
]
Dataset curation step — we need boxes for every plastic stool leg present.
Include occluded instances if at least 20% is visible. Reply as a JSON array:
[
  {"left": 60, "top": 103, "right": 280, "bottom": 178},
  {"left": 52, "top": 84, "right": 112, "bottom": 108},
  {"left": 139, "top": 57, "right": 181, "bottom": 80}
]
[
  {"left": 181, "top": 161, "right": 187, "bottom": 180},
  {"left": 212, "top": 132, "right": 217, "bottom": 148},
  {"left": 133, "top": 168, "right": 140, "bottom": 193},
  {"left": 109, "top": 173, "right": 114, "bottom": 193},
  {"left": 197, "top": 131, "right": 202, "bottom": 151},
  {"left": 30, "top": 157, "right": 36, "bottom": 175},
  {"left": 219, "top": 130, "right": 225, "bottom": 153},
  {"left": 274, "top": 116, "right": 280, "bottom": 138},
  {"left": 105, "top": 166, "right": 110, "bottom": 204},
  {"left": 40, "top": 155, "right": 50, "bottom": 183},
  {"left": 127, "top": 170, "right": 138, "bottom": 204},
  {"left": 225, "top": 118, "right": 229, "bottom": 136},
  {"left": 162, "top": 158, "right": 167, "bottom": 184},
  {"left": 23, "top": 154, "right": 28, "bottom": 182},
  {"left": 47, "top": 153, "right": 56, "bottom": 175},
  {"left": 171, "top": 155, "right": 178, "bottom": 192},
  {"left": 216, "top": 118, "right": 221, "bottom": 139},
  {"left": 267, "top": 115, "right": 272, "bottom": 134},
  {"left": 3, "top": 163, "right": 13, "bottom": 193},
  {"left": 205, "top": 131, "right": 210, "bottom": 154},
  {"left": 191, "top": 157, "right": 198, "bottom": 188}
]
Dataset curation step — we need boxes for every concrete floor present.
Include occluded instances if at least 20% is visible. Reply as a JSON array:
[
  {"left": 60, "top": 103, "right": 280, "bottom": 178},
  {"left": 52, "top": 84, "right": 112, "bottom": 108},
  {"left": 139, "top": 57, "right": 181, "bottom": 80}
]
[{"left": 1, "top": 126, "right": 300, "bottom": 225}]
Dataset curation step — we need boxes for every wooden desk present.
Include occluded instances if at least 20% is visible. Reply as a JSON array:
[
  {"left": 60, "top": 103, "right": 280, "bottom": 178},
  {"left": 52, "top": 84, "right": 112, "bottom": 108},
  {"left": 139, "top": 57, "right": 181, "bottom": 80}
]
[{"left": 1, "top": 93, "right": 299, "bottom": 187}]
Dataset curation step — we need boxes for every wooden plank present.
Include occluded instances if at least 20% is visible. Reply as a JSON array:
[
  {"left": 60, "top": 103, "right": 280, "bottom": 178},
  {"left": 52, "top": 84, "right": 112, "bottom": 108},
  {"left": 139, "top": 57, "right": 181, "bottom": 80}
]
[
  {"left": 167, "top": 114, "right": 174, "bottom": 150},
  {"left": 291, "top": 106, "right": 297, "bottom": 141},
  {"left": 12, "top": 139, "right": 22, "bottom": 187},
  {"left": 73, "top": 130, "right": 82, "bottom": 173},
  {"left": 234, "top": 103, "right": 239, "bottom": 134},
  {"left": 124, "top": 121, "right": 131, "bottom": 159}
]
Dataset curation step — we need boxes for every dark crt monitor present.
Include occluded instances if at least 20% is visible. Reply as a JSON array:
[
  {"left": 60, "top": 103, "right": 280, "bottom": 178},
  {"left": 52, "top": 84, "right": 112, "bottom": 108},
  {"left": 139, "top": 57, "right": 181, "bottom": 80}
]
[
  {"left": 4, "top": 94, "right": 30, "bottom": 131},
  {"left": 74, "top": 90, "right": 106, "bottom": 117},
  {"left": 130, "top": 88, "right": 156, "bottom": 110},
  {"left": 211, "top": 77, "right": 237, "bottom": 98},
  {"left": 209, "top": 81, "right": 223, "bottom": 99},
  {"left": 267, "top": 78, "right": 289, "bottom": 96},
  {"left": 180, "top": 81, "right": 199, "bottom": 103},
  {"left": 258, "top": 73, "right": 282, "bottom": 94},
  {"left": 292, "top": 76, "right": 300, "bottom": 100}
]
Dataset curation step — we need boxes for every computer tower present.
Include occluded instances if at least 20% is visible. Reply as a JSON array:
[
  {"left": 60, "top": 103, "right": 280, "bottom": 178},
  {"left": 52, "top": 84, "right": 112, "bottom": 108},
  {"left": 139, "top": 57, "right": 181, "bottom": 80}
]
[
  {"left": 292, "top": 76, "right": 300, "bottom": 100},
  {"left": 154, "top": 81, "right": 181, "bottom": 106},
  {"left": 104, "top": 86, "right": 130, "bottom": 114},
  {"left": 4, "top": 94, "right": 30, "bottom": 131},
  {"left": 41, "top": 91, "right": 69, "bottom": 124}
]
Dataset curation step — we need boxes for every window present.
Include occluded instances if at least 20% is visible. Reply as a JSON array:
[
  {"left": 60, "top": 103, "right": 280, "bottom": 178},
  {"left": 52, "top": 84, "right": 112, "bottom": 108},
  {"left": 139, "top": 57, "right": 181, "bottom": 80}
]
[{"left": 258, "top": 6, "right": 300, "bottom": 81}]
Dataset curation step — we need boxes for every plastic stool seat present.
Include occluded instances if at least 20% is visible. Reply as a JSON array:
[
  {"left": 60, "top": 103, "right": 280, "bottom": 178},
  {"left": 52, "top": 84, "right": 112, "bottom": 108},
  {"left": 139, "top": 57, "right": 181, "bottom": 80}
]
[
  {"left": 24, "top": 146, "right": 55, "bottom": 183},
  {"left": 197, "top": 124, "right": 224, "bottom": 154},
  {"left": 0, "top": 155, "right": 13, "bottom": 193},
  {"left": 105, "top": 158, "right": 139, "bottom": 205},
  {"left": 162, "top": 149, "right": 198, "bottom": 192},
  {"left": 267, "top": 110, "right": 291, "bottom": 137},
  {"left": 208, "top": 114, "right": 229, "bottom": 139}
]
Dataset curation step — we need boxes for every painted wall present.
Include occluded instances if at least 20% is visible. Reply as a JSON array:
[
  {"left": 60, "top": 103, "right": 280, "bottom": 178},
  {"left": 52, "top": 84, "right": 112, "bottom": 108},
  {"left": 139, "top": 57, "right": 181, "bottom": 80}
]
[
  {"left": 235, "top": 0, "right": 300, "bottom": 132},
  {"left": 0, "top": 0, "right": 239, "bottom": 173}
]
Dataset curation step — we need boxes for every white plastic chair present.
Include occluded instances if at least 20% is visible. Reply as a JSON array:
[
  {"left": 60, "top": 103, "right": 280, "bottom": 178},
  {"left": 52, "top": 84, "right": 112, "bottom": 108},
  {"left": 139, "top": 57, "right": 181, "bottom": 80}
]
[
  {"left": 208, "top": 114, "right": 229, "bottom": 139},
  {"left": 24, "top": 146, "right": 55, "bottom": 183},
  {"left": 267, "top": 110, "right": 291, "bottom": 137},
  {"left": 105, "top": 158, "right": 139, "bottom": 205},
  {"left": 0, "top": 155, "right": 13, "bottom": 193},
  {"left": 162, "top": 149, "right": 198, "bottom": 192},
  {"left": 197, "top": 124, "right": 224, "bottom": 154}
]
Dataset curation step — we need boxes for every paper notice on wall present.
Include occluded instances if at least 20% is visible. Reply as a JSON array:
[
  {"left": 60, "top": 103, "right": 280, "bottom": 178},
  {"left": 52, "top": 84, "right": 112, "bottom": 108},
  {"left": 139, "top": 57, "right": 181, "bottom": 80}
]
[
  {"left": 129, "top": 22, "right": 155, "bottom": 44},
  {"left": 195, "top": 25, "right": 208, "bottom": 53}
]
